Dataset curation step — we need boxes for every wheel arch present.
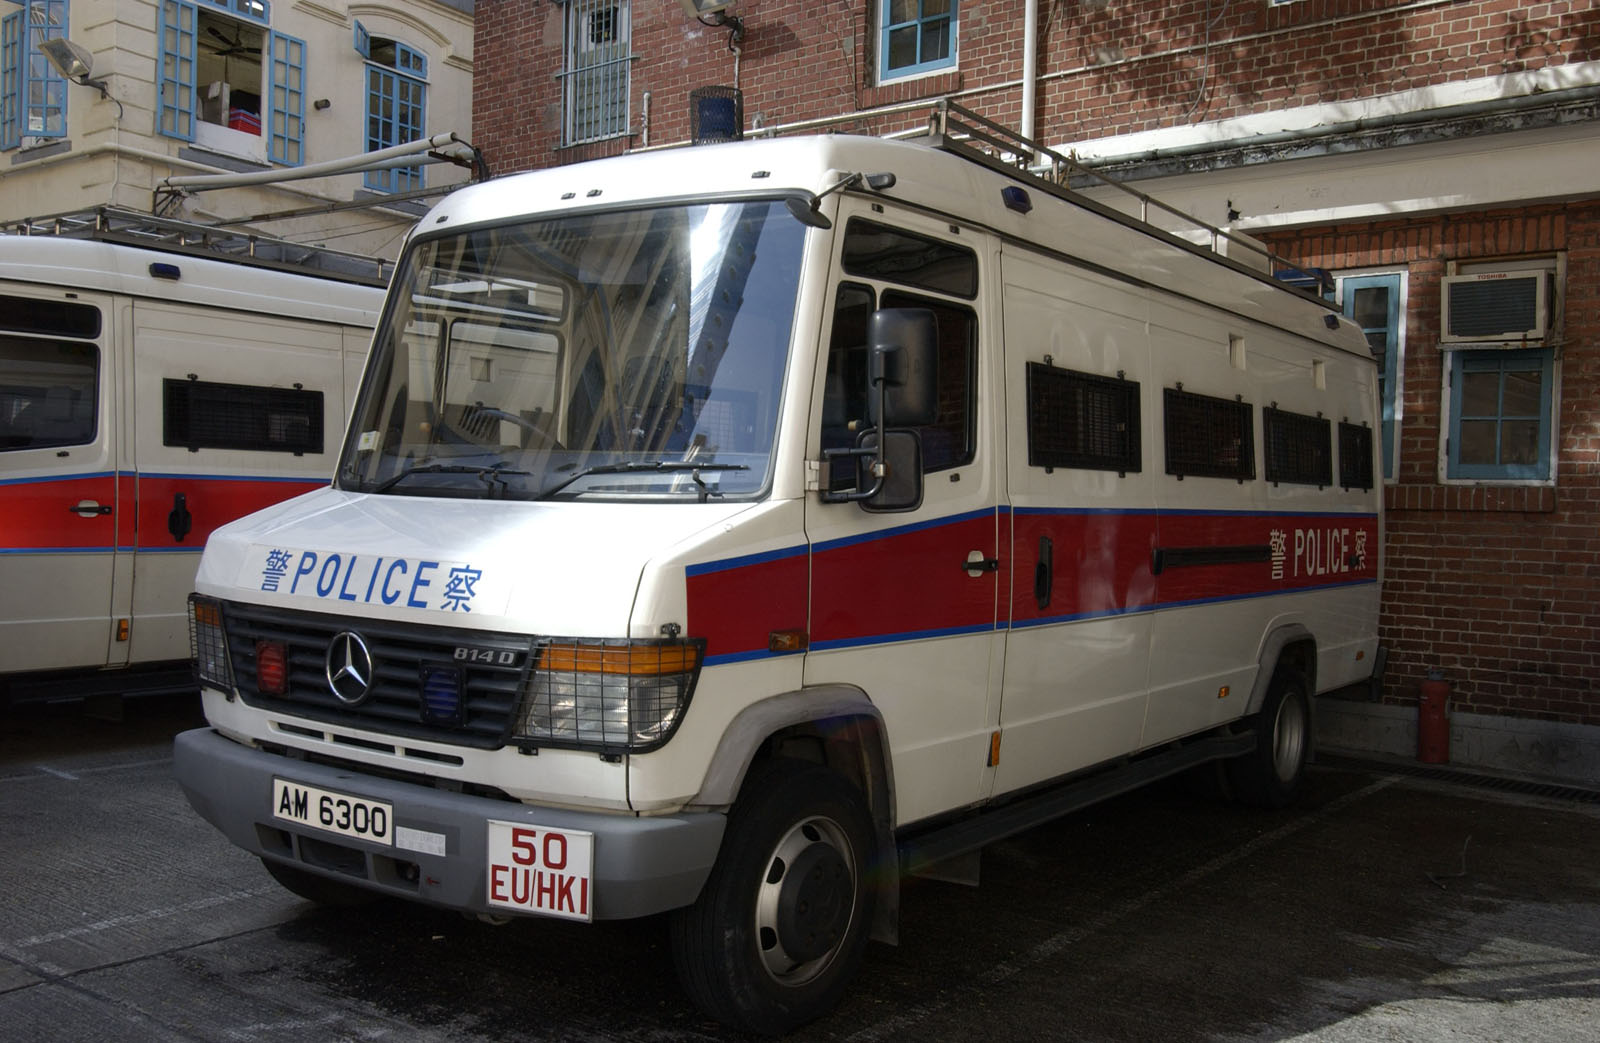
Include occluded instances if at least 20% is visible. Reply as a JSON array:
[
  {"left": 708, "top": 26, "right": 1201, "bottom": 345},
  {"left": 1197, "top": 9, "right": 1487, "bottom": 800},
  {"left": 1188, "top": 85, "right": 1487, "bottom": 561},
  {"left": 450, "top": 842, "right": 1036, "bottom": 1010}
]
[
  {"left": 1247, "top": 623, "right": 1317, "bottom": 715},
  {"left": 688, "top": 684, "right": 901, "bottom": 944}
]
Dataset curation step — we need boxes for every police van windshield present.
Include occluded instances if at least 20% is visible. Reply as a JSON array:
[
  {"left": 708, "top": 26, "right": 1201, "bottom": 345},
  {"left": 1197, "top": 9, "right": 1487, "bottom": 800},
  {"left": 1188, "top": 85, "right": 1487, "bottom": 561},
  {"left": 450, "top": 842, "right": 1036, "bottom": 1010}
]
[{"left": 340, "top": 199, "right": 807, "bottom": 501}]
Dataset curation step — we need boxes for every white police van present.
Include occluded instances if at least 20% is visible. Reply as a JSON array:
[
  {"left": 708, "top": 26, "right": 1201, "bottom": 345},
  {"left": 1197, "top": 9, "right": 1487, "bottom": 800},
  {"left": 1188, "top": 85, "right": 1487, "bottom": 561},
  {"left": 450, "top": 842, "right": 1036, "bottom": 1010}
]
[
  {"left": 0, "top": 210, "right": 384, "bottom": 703},
  {"left": 175, "top": 103, "right": 1381, "bottom": 1033}
]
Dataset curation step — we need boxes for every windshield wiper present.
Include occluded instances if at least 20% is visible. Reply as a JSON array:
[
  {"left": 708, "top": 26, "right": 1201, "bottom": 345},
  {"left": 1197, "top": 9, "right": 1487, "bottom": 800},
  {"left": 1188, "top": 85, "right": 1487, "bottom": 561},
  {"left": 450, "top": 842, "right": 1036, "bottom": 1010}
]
[
  {"left": 368, "top": 461, "right": 533, "bottom": 496},
  {"left": 536, "top": 461, "right": 749, "bottom": 500}
]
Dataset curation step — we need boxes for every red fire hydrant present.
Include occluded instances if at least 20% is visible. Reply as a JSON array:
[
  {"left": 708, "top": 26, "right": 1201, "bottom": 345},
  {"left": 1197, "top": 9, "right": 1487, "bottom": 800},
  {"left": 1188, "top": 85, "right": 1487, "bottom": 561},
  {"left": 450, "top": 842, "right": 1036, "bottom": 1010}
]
[{"left": 1418, "top": 670, "right": 1450, "bottom": 764}]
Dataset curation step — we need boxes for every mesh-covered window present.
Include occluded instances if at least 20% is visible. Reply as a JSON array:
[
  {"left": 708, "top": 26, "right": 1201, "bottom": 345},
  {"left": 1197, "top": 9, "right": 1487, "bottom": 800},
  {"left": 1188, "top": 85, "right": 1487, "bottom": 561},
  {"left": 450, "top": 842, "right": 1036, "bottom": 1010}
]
[
  {"left": 1025, "top": 362, "right": 1140, "bottom": 473},
  {"left": 1163, "top": 387, "right": 1253, "bottom": 481},
  {"left": 1263, "top": 407, "right": 1331, "bottom": 487},
  {"left": 1338, "top": 421, "right": 1374, "bottom": 491},
  {"left": 164, "top": 378, "right": 323, "bottom": 454}
]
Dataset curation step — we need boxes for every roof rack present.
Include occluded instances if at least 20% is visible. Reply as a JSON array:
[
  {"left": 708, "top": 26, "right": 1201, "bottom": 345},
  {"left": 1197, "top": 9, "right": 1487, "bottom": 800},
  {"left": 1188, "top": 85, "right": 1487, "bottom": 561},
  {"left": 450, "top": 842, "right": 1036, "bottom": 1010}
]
[
  {"left": 916, "top": 100, "right": 1331, "bottom": 297},
  {"left": 656, "top": 97, "right": 1332, "bottom": 299},
  {"left": 3, "top": 206, "right": 393, "bottom": 287}
]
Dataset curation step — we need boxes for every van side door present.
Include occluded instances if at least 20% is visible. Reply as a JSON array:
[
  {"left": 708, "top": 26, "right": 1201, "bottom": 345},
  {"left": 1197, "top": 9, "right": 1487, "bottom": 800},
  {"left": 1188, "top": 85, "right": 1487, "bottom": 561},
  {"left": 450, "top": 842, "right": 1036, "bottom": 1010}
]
[
  {"left": 993, "top": 247, "right": 1157, "bottom": 796},
  {"left": 0, "top": 288, "right": 123, "bottom": 675},
  {"left": 802, "top": 205, "right": 1004, "bottom": 828},
  {"left": 127, "top": 302, "right": 346, "bottom": 667}
]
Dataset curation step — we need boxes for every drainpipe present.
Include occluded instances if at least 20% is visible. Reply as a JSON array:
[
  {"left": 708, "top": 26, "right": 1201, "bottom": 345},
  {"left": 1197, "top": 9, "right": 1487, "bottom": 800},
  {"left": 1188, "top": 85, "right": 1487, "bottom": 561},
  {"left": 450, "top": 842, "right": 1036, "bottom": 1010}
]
[{"left": 1020, "top": 0, "right": 1039, "bottom": 162}]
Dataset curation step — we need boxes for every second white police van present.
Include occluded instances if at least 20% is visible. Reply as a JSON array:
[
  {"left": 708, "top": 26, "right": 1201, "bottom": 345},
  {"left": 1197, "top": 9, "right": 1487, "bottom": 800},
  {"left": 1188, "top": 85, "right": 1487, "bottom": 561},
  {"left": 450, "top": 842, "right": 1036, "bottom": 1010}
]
[{"left": 175, "top": 104, "right": 1382, "bottom": 1033}]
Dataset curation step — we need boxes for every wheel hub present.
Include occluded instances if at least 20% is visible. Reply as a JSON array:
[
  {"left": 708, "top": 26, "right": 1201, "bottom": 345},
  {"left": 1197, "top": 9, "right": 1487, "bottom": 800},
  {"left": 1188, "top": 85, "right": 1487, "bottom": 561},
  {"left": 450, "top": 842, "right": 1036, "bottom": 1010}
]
[
  {"left": 754, "top": 816, "right": 858, "bottom": 984},
  {"left": 774, "top": 841, "right": 852, "bottom": 963}
]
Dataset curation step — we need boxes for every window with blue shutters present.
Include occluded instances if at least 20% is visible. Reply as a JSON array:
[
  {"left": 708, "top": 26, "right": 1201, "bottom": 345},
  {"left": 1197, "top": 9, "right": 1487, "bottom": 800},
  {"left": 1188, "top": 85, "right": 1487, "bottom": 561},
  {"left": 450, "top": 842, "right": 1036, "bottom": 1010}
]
[
  {"left": 157, "top": 0, "right": 304, "bottom": 165},
  {"left": 267, "top": 30, "right": 303, "bottom": 165},
  {"left": 1, "top": 0, "right": 70, "bottom": 150},
  {"left": 360, "top": 32, "right": 427, "bottom": 192},
  {"left": 158, "top": 0, "right": 197, "bottom": 140}
]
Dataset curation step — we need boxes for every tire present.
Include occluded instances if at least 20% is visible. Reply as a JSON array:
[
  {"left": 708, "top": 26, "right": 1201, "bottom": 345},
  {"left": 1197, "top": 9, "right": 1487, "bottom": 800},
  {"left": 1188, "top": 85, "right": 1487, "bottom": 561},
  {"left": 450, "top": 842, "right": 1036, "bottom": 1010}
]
[
  {"left": 261, "top": 857, "right": 379, "bottom": 908},
  {"left": 669, "top": 758, "right": 876, "bottom": 1035},
  {"left": 1226, "top": 665, "right": 1312, "bottom": 809}
]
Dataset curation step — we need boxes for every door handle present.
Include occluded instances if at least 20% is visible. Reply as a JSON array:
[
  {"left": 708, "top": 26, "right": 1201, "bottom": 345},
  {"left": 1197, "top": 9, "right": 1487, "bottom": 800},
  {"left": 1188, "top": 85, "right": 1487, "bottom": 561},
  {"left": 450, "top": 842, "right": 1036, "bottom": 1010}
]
[
  {"left": 1035, "top": 536, "right": 1054, "bottom": 609},
  {"left": 963, "top": 551, "right": 1000, "bottom": 575},
  {"left": 168, "top": 492, "right": 193, "bottom": 543},
  {"left": 69, "top": 500, "right": 112, "bottom": 517}
]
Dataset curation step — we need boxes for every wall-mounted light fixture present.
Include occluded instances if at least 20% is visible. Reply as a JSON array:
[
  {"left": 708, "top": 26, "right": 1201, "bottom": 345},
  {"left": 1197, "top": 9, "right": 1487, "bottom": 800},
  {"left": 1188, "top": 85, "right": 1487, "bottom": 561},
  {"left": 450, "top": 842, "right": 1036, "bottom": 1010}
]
[
  {"left": 39, "top": 37, "right": 110, "bottom": 98},
  {"left": 680, "top": 0, "right": 744, "bottom": 48}
]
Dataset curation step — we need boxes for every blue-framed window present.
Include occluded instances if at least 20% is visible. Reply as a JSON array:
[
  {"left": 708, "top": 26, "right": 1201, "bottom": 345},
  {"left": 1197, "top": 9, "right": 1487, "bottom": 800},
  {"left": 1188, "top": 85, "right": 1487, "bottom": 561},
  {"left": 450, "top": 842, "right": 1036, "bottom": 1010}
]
[
  {"left": 1338, "top": 272, "right": 1402, "bottom": 480},
  {"left": 1447, "top": 348, "right": 1554, "bottom": 481},
  {"left": 560, "top": 0, "right": 631, "bottom": 145},
  {"left": 158, "top": 0, "right": 303, "bottom": 164},
  {"left": 1, "top": 0, "right": 69, "bottom": 150},
  {"left": 356, "top": 27, "right": 426, "bottom": 192},
  {"left": 879, "top": 0, "right": 956, "bottom": 82},
  {"left": 201, "top": 0, "right": 268, "bottom": 25}
]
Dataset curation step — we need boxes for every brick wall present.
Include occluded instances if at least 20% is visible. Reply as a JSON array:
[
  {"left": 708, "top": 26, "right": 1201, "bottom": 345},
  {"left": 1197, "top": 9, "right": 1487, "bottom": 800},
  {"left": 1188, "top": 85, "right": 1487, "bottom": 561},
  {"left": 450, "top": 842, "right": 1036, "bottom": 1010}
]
[
  {"left": 1262, "top": 203, "right": 1600, "bottom": 727},
  {"left": 473, "top": 0, "right": 1598, "bottom": 175}
]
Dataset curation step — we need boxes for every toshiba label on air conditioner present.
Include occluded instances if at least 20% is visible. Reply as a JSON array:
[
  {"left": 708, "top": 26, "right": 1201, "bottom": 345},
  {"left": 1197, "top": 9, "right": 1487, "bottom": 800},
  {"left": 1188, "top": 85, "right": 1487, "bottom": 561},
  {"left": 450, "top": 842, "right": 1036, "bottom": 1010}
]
[{"left": 1440, "top": 271, "right": 1549, "bottom": 344}]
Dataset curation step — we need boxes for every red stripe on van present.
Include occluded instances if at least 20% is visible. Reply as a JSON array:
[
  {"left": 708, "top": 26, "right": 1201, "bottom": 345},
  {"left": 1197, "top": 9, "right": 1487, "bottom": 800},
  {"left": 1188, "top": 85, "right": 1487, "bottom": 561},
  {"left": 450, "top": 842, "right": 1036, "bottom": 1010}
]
[
  {"left": 686, "top": 550, "right": 808, "bottom": 662},
  {"left": 0, "top": 474, "right": 119, "bottom": 550},
  {"left": 134, "top": 474, "right": 322, "bottom": 550}
]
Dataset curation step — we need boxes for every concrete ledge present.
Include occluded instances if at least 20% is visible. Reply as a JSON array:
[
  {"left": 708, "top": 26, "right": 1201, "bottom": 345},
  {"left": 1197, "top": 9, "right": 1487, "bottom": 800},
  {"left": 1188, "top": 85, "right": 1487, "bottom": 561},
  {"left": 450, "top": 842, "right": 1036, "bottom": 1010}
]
[{"left": 1316, "top": 695, "right": 1600, "bottom": 788}]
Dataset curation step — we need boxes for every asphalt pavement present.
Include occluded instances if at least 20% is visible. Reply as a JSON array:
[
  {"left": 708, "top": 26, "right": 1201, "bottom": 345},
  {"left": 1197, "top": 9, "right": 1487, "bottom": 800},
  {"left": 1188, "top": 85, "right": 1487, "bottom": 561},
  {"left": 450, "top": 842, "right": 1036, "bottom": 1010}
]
[{"left": 2, "top": 694, "right": 1597, "bottom": 1042}]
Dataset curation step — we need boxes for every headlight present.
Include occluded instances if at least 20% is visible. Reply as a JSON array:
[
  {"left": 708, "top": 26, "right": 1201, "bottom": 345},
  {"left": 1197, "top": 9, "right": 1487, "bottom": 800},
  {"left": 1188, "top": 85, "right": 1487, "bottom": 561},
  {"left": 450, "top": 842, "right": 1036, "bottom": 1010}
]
[
  {"left": 513, "top": 638, "right": 704, "bottom": 752},
  {"left": 188, "top": 594, "right": 234, "bottom": 694}
]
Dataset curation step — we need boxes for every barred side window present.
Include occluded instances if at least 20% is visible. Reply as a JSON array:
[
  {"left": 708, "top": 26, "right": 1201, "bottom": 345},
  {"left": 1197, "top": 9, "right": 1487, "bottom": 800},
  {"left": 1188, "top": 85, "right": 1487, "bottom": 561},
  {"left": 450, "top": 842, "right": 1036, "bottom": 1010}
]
[
  {"left": 562, "top": 0, "right": 631, "bottom": 145},
  {"left": 164, "top": 378, "right": 323, "bottom": 454},
  {"left": 1025, "top": 362, "right": 1140, "bottom": 474},
  {"left": 1164, "top": 387, "right": 1253, "bottom": 481},
  {"left": 1263, "top": 406, "right": 1332, "bottom": 487},
  {"left": 1339, "top": 421, "right": 1375, "bottom": 491}
]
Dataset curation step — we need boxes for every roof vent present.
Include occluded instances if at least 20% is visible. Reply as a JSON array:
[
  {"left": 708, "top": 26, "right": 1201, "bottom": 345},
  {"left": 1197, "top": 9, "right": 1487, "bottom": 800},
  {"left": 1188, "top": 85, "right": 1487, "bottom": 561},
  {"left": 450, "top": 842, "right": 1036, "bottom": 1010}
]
[{"left": 690, "top": 86, "right": 743, "bottom": 145}]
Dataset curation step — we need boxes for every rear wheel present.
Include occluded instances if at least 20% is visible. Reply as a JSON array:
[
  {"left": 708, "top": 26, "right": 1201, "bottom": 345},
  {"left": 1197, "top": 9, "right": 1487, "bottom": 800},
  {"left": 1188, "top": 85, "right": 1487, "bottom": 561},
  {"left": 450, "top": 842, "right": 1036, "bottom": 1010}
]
[
  {"left": 670, "top": 758, "right": 876, "bottom": 1035},
  {"left": 261, "top": 857, "right": 379, "bottom": 908},
  {"left": 1227, "top": 665, "right": 1312, "bottom": 808}
]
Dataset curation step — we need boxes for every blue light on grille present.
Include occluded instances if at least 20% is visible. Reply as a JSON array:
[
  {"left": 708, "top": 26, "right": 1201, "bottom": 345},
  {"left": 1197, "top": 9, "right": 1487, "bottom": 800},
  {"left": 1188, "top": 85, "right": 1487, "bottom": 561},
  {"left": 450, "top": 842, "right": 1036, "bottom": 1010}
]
[{"left": 420, "top": 666, "right": 463, "bottom": 726}]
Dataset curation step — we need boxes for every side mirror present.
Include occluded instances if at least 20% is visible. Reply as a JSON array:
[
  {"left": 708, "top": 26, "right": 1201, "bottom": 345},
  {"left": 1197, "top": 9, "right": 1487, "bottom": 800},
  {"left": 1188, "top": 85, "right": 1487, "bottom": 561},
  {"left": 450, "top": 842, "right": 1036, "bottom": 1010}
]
[
  {"left": 867, "top": 308, "right": 938, "bottom": 427},
  {"left": 854, "top": 430, "right": 923, "bottom": 512},
  {"left": 820, "top": 307, "right": 937, "bottom": 509}
]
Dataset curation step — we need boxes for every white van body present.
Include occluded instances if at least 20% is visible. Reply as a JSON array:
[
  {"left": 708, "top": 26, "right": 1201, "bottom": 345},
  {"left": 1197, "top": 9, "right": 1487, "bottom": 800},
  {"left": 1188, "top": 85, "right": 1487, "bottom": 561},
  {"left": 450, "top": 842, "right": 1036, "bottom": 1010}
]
[
  {"left": 0, "top": 223, "right": 383, "bottom": 699},
  {"left": 175, "top": 114, "right": 1381, "bottom": 1033}
]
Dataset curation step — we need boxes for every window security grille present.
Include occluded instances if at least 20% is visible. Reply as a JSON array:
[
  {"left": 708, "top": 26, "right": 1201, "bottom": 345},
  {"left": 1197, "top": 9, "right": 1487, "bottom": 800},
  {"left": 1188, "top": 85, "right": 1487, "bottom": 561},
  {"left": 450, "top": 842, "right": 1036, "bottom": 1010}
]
[
  {"left": 1263, "top": 406, "right": 1331, "bottom": 487},
  {"left": 164, "top": 378, "right": 323, "bottom": 454},
  {"left": 1025, "top": 363, "right": 1140, "bottom": 474},
  {"left": 1164, "top": 387, "right": 1254, "bottom": 481},
  {"left": 561, "top": 0, "right": 631, "bottom": 145},
  {"left": 1338, "top": 421, "right": 1374, "bottom": 491}
]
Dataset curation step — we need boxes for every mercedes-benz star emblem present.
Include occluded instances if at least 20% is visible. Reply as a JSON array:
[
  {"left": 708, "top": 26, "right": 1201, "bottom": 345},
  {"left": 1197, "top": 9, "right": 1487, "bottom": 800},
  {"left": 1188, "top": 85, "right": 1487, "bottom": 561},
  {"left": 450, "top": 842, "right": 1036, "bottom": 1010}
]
[{"left": 325, "top": 631, "right": 374, "bottom": 705}]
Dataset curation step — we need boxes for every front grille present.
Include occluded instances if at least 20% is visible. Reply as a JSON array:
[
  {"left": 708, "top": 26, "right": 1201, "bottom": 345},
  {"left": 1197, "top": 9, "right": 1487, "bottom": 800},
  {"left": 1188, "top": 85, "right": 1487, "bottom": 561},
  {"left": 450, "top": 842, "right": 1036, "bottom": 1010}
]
[{"left": 222, "top": 601, "right": 533, "bottom": 749}]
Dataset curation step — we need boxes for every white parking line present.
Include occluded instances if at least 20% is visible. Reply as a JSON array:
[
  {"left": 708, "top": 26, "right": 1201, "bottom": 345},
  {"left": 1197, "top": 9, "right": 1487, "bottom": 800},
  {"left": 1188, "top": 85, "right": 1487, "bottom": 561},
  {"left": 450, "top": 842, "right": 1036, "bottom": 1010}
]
[
  {"left": 0, "top": 757, "right": 174, "bottom": 785},
  {"left": 846, "top": 774, "right": 1403, "bottom": 1042},
  {"left": 4, "top": 887, "right": 280, "bottom": 950}
]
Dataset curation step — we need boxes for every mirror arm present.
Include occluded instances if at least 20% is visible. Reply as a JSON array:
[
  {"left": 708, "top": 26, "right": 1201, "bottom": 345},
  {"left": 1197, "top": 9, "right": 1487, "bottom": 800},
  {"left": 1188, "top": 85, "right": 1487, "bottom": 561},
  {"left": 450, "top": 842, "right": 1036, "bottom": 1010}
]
[{"left": 818, "top": 374, "right": 891, "bottom": 504}]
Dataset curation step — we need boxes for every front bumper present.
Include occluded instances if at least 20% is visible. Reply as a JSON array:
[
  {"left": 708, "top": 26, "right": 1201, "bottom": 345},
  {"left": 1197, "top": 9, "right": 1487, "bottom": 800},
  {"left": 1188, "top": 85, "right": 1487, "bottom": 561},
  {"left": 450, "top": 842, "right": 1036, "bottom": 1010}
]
[{"left": 173, "top": 727, "right": 724, "bottom": 920}]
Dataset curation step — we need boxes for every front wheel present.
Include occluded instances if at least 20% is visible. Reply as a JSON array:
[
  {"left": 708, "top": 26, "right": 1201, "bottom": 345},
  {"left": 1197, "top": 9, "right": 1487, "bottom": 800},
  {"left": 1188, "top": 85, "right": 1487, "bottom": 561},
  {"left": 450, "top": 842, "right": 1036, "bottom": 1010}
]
[
  {"left": 669, "top": 759, "right": 876, "bottom": 1035},
  {"left": 1226, "top": 665, "right": 1312, "bottom": 808}
]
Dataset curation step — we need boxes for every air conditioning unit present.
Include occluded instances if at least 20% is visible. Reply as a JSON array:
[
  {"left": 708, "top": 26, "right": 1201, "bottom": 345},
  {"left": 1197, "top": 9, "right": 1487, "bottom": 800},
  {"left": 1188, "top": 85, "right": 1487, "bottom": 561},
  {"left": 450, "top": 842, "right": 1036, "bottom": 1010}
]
[{"left": 1440, "top": 271, "right": 1549, "bottom": 344}]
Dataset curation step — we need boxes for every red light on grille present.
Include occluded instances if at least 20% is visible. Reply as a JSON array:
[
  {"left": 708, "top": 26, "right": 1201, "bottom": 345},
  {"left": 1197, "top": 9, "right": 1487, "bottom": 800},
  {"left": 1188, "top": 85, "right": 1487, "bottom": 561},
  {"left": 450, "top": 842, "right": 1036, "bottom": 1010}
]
[{"left": 256, "top": 639, "right": 288, "bottom": 695}]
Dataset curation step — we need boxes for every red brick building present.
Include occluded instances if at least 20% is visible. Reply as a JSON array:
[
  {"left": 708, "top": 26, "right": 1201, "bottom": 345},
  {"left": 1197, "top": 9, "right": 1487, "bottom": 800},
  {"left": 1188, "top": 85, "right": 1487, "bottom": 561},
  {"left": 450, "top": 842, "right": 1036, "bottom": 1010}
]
[{"left": 472, "top": 0, "right": 1600, "bottom": 781}]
